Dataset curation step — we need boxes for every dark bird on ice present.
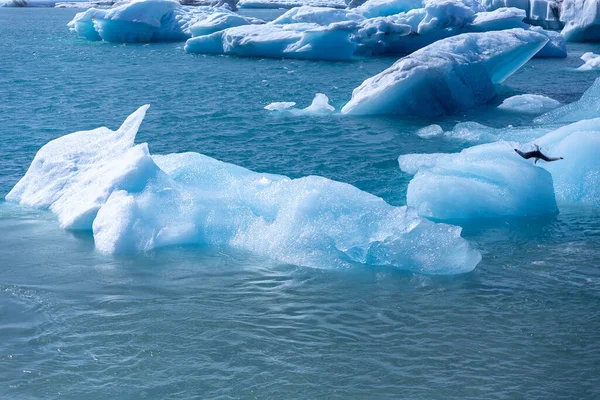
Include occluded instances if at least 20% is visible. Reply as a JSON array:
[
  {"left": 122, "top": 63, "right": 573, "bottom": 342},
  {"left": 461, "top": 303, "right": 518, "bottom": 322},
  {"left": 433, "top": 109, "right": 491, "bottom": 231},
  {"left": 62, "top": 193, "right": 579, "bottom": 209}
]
[{"left": 514, "top": 144, "right": 563, "bottom": 164}]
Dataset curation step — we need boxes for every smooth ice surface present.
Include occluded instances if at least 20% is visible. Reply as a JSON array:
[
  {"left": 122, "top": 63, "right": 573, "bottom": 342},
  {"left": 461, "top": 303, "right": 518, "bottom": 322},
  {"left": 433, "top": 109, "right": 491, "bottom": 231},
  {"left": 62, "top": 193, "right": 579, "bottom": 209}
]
[
  {"left": 577, "top": 51, "right": 600, "bottom": 70},
  {"left": 354, "top": 0, "right": 423, "bottom": 18},
  {"left": 341, "top": 29, "right": 548, "bottom": 116},
  {"left": 560, "top": 0, "right": 600, "bottom": 42},
  {"left": 398, "top": 142, "right": 558, "bottom": 220},
  {"left": 6, "top": 106, "right": 480, "bottom": 274},
  {"left": 535, "top": 77, "right": 600, "bottom": 123},
  {"left": 497, "top": 94, "right": 560, "bottom": 113},
  {"left": 68, "top": 0, "right": 262, "bottom": 43}
]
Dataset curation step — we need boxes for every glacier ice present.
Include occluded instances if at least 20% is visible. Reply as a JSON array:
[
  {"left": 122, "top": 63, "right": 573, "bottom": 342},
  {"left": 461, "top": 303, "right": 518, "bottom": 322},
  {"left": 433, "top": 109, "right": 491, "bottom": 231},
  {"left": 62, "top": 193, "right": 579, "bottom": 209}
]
[
  {"left": 416, "top": 124, "right": 443, "bottom": 139},
  {"left": 535, "top": 78, "right": 600, "bottom": 124},
  {"left": 238, "top": 0, "right": 347, "bottom": 9},
  {"left": 497, "top": 94, "right": 561, "bottom": 114},
  {"left": 68, "top": 0, "right": 263, "bottom": 43},
  {"left": 183, "top": 0, "right": 566, "bottom": 60},
  {"left": 265, "top": 93, "right": 335, "bottom": 114},
  {"left": 481, "top": 0, "right": 562, "bottom": 30},
  {"left": 5, "top": 105, "right": 160, "bottom": 230},
  {"left": 341, "top": 29, "right": 548, "bottom": 117},
  {"left": 6, "top": 106, "right": 481, "bottom": 275},
  {"left": 398, "top": 116, "right": 600, "bottom": 219},
  {"left": 398, "top": 142, "right": 559, "bottom": 220},
  {"left": 535, "top": 119, "right": 600, "bottom": 205},
  {"left": 185, "top": 22, "right": 358, "bottom": 60},
  {"left": 577, "top": 52, "right": 600, "bottom": 71},
  {"left": 560, "top": 0, "right": 600, "bottom": 42}
]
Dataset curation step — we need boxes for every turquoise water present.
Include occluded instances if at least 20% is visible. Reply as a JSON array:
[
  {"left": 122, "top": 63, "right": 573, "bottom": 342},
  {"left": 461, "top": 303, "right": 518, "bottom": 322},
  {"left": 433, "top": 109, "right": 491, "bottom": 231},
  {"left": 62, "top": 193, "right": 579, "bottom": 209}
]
[{"left": 1, "top": 8, "right": 600, "bottom": 399}]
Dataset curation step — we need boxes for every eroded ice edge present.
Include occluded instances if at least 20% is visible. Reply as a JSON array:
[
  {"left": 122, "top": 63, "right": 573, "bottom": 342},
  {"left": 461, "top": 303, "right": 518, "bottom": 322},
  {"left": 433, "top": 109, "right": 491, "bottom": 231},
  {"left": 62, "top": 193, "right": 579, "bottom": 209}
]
[
  {"left": 5, "top": 106, "right": 481, "bottom": 275},
  {"left": 398, "top": 78, "right": 600, "bottom": 221}
]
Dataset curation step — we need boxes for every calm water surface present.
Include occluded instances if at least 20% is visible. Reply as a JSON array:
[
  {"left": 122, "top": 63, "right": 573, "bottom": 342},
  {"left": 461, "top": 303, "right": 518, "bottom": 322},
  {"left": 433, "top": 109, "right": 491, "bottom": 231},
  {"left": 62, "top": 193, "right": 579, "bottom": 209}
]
[{"left": 1, "top": 8, "right": 599, "bottom": 399}]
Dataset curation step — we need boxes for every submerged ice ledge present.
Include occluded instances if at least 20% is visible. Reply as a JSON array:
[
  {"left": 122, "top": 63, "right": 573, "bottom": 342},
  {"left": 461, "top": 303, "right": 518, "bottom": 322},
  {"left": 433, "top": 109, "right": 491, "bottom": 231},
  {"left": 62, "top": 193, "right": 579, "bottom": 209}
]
[{"left": 5, "top": 106, "right": 481, "bottom": 275}]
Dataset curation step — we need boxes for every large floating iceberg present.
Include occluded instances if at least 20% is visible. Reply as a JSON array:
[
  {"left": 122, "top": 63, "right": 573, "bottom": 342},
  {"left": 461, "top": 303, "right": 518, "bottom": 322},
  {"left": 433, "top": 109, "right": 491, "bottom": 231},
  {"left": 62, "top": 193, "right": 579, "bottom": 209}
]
[
  {"left": 398, "top": 143, "right": 558, "bottom": 220},
  {"left": 68, "top": 0, "right": 263, "bottom": 43},
  {"left": 341, "top": 29, "right": 548, "bottom": 117},
  {"left": 481, "top": 0, "right": 562, "bottom": 30},
  {"left": 6, "top": 106, "right": 481, "bottom": 275},
  {"left": 560, "top": 0, "right": 600, "bottom": 42},
  {"left": 399, "top": 115, "right": 600, "bottom": 220},
  {"left": 183, "top": 0, "right": 565, "bottom": 60}
]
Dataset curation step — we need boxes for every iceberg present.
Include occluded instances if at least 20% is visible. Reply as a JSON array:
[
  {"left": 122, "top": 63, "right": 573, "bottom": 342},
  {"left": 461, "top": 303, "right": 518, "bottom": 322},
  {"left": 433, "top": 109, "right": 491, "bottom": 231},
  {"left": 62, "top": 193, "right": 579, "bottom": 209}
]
[
  {"left": 535, "top": 77, "right": 600, "bottom": 124},
  {"left": 535, "top": 118, "right": 600, "bottom": 205},
  {"left": 577, "top": 52, "right": 600, "bottom": 71},
  {"left": 183, "top": 0, "right": 565, "bottom": 60},
  {"left": 185, "top": 22, "right": 357, "bottom": 60},
  {"left": 238, "top": 0, "right": 347, "bottom": 9},
  {"left": 399, "top": 117, "right": 600, "bottom": 219},
  {"left": 560, "top": 0, "right": 600, "bottom": 42},
  {"left": 398, "top": 142, "right": 559, "bottom": 220},
  {"left": 341, "top": 29, "right": 548, "bottom": 117},
  {"left": 68, "top": 0, "right": 263, "bottom": 43},
  {"left": 497, "top": 94, "right": 561, "bottom": 114},
  {"left": 6, "top": 106, "right": 481, "bottom": 275}
]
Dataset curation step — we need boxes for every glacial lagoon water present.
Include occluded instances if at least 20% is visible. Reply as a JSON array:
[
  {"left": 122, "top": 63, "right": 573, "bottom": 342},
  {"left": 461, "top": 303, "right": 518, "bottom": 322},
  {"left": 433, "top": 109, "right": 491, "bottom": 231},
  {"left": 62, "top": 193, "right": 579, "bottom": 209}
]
[{"left": 1, "top": 8, "right": 600, "bottom": 399}]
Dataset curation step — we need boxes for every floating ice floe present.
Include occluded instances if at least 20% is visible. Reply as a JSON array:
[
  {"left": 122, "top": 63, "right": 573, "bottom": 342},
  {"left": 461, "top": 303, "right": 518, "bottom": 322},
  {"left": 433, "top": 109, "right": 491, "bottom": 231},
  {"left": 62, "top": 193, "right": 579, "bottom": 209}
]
[
  {"left": 535, "top": 77, "right": 600, "bottom": 124},
  {"left": 185, "top": 22, "right": 358, "bottom": 60},
  {"left": 577, "top": 52, "right": 600, "bottom": 71},
  {"left": 341, "top": 29, "right": 548, "bottom": 117},
  {"left": 238, "top": 0, "right": 347, "bottom": 9},
  {"left": 399, "top": 115, "right": 600, "bottom": 220},
  {"left": 183, "top": 0, "right": 566, "bottom": 60},
  {"left": 497, "top": 94, "right": 561, "bottom": 114},
  {"left": 265, "top": 93, "right": 336, "bottom": 114},
  {"left": 398, "top": 142, "right": 559, "bottom": 220},
  {"left": 560, "top": 0, "right": 600, "bottom": 42},
  {"left": 68, "top": 0, "right": 263, "bottom": 43},
  {"left": 5, "top": 106, "right": 481, "bottom": 274}
]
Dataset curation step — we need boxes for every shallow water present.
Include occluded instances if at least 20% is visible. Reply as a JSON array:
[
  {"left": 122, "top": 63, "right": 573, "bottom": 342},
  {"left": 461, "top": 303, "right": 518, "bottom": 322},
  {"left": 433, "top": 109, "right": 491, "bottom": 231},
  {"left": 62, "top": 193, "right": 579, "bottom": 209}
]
[{"left": 1, "top": 8, "right": 600, "bottom": 399}]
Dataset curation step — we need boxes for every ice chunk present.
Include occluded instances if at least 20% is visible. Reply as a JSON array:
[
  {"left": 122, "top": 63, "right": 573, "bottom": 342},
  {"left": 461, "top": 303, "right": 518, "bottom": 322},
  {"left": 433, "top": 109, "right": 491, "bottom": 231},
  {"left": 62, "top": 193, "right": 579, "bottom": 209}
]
[
  {"left": 6, "top": 107, "right": 481, "bottom": 275},
  {"left": 577, "top": 52, "right": 600, "bottom": 71},
  {"left": 416, "top": 124, "right": 443, "bottom": 138},
  {"left": 238, "top": 0, "right": 347, "bottom": 9},
  {"left": 355, "top": 0, "right": 424, "bottom": 18},
  {"left": 265, "top": 93, "right": 335, "bottom": 114},
  {"left": 341, "top": 29, "right": 548, "bottom": 117},
  {"left": 560, "top": 0, "right": 600, "bottom": 42},
  {"left": 468, "top": 7, "right": 528, "bottom": 31},
  {"left": 272, "top": 6, "right": 364, "bottom": 25},
  {"left": 399, "top": 142, "right": 558, "bottom": 220},
  {"left": 400, "top": 117, "right": 600, "bottom": 215},
  {"left": 185, "top": 22, "right": 357, "bottom": 60},
  {"left": 68, "top": 0, "right": 262, "bottom": 43},
  {"left": 535, "top": 119, "right": 600, "bottom": 205},
  {"left": 264, "top": 102, "right": 297, "bottom": 111},
  {"left": 498, "top": 94, "right": 561, "bottom": 114},
  {"left": 535, "top": 78, "right": 600, "bottom": 124},
  {"left": 5, "top": 105, "right": 160, "bottom": 230}
]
